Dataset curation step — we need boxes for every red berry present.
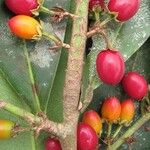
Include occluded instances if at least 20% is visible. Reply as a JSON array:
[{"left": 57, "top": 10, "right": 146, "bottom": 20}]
[
  {"left": 120, "top": 99, "right": 135, "bottom": 124},
  {"left": 122, "top": 72, "right": 148, "bottom": 100},
  {"left": 82, "top": 110, "right": 102, "bottom": 135},
  {"left": 101, "top": 97, "right": 121, "bottom": 123},
  {"left": 108, "top": 0, "right": 141, "bottom": 22},
  {"left": 96, "top": 49, "right": 125, "bottom": 85},
  {"left": 45, "top": 138, "right": 62, "bottom": 150},
  {"left": 5, "top": 0, "right": 38, "bottom": 16},
  {"left": 89, "top": 0, "right": 105, "bottom": 11},
  {"left": 77, "top": 123, "right": 98, "bottom": 150}
]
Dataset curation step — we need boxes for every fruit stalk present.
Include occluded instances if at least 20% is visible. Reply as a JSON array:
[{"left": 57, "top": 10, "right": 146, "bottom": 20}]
[
  {"left": 107, "top": 123, "right": 112, "bottom": 138},
  {"left": 107, "top": 123, "right": 112, "bottom": 150},
  {"left": 112, "top": 125, "right": 123, "bottom": 139},
  {"left": 86, "top": 17, "right": 113, "bottom": 38},
  {"left": 110, "top": 112, "right": 150, "bottom": 149},
  {"left": 61, "top": 0, "right": 89, "bottom": 149},
  {"left": 42, "top": 32, "right": 70, "bottom": 49}
]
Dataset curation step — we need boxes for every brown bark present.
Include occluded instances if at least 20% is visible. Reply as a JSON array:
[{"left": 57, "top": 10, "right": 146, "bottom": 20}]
[{"left": 61, "top": 0, "right": 89, "bottom": 149}]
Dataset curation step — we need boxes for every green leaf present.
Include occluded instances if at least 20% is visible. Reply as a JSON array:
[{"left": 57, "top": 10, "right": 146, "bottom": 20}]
[
  {"left": 30, "top": 1, "right": 72, "bottom": 121},
  {"left": 0, "top": 132, "right": 36, "bottom": 150},
  {"left": 45, "top": 0, "right": 73, "bottom": 122},
  {"left": 0, "top": 70, "right": 36, "bottom": 150}
]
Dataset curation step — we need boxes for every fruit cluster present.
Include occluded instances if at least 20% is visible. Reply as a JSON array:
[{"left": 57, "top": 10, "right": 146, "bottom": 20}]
[
  {"left": 78, "top": 70, "right": 147, "bottom": 149},
  {"left": 6, "top": 0, "right": 42, "bottom": 40},
  {"left": 96, "top": 50, "right": 148, "bottom": 100},
  {"left": 77, "top": 97, "right": 135, "bottom": 149}
]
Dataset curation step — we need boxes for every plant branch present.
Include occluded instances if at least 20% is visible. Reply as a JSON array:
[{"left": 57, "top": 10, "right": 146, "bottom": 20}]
[
  {"left": 39, "top": 6, "right": 76, "bottom": 19},
  {"left": 87, "top": 27, "right": 112, "bottom": 49},
  {"left": 42, "top": 32, "right": 70, "bottom": 49},
  {"left": 110, "top": 112, "right": 150, "bottom": 149},
  {"left": 61, "top": 0, "right": 89, "bottom": 149},
  {"left": 23, "top": 41, "right": 41, "bottom": 112},
  {"left": 0, "top": 100, "right": 72, "bottom": 138},
  {"left": 63, "top": 0, "right": 88, "bottom": 119},
  {"left": 87, "top": 26, "right": 102, "bottom": 38},
  {"left": 86, "top": 16, "right": 113, "bottom": 38}
]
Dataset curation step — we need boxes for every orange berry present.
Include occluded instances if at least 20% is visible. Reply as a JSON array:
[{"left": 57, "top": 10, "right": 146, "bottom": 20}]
[
  {"left": 82, "top": 110, "right": 102, "bottom": 134},
  {"left": 120, "top": 99, "right": 135, "bottom": 124},
  {"left": 101, "top": 97, "right": 121, "bottom": 123},
  {"left": 0, "top": 120, "right": 14, "bottom": 139},
  {"left": 8, "top": 15, "right": 41, "bottom": 39}
]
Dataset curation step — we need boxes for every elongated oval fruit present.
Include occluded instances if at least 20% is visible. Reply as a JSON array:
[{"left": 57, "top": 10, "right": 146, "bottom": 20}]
[
  {"left": 77, "top": 123, "right": 98, "bottom": 150},
  {"left": 108, "top": 0, "right": 140, "bottom": 22},
  {"left": 96, "top": 49, "right": 125, "bottom": 85},
  {"left": 120, "top": 99, "right": 135, "bottom": 125},
  {"left": 5, "top": 0, "right": 39, "bottom": 16},
  {"left": 8, "top": 15, "right": 41, "bottom": 39},
  {"left": 89, "top": 0, "right": 105, "bottom": 11},
  {"left": 82, "top": 110, "right": 102, "bottom": 135},
  {"left": 0, "top": 120, "right": 14, "bottom": 139},
  {"left": 101, "top": 97, "right": 121, "bottom": 123},
  {"left": 45, "top": 137, "right": 62, "bottom": 150},
  {"left": 122, "top": 72, "right": 148, "bottom": 100}
]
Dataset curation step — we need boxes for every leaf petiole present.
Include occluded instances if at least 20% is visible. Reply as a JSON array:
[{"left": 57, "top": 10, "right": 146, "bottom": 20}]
[
  {"left": 0, "top": 100, "right": 40, "bottom": 124},
  {"left": 23, "top": 41, "right": 41, "bottom": 113},
  {"left": 110, "top": 112, "right": 150, "bottom": 149}
]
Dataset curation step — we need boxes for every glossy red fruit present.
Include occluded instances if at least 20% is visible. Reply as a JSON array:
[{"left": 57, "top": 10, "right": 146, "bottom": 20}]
[
  {"left": 77, "top": 123, "right": 98, "bottom": 150},
  {"left": 122, "top": 72, "right": 148, "bottom": 100},
  {"left": 89, "top": 0, "right": 105, "bottom": 11},
  {"left": 45, "top": 137, "right": 62, "bottom": 150},
  {"left": 120, "top": 99, "right": 135, "bottom": 124},
  {"left": 96, "top": 49, "right": 125, "bottom": 85},
  {"left": 82, "top": 110, "right": 102, "bottom": 135},
  {"left": 101, "top": 97, "right": 121, "bottom": 123},
  {"left": 108, "top": 0, "right": 141, "bottom": 22},
  {"left": 8, "top": 15, "right": 41, "bottom": 39},
  {"left": 5, "top": 0, "right": 38, "bottom": 16}
]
